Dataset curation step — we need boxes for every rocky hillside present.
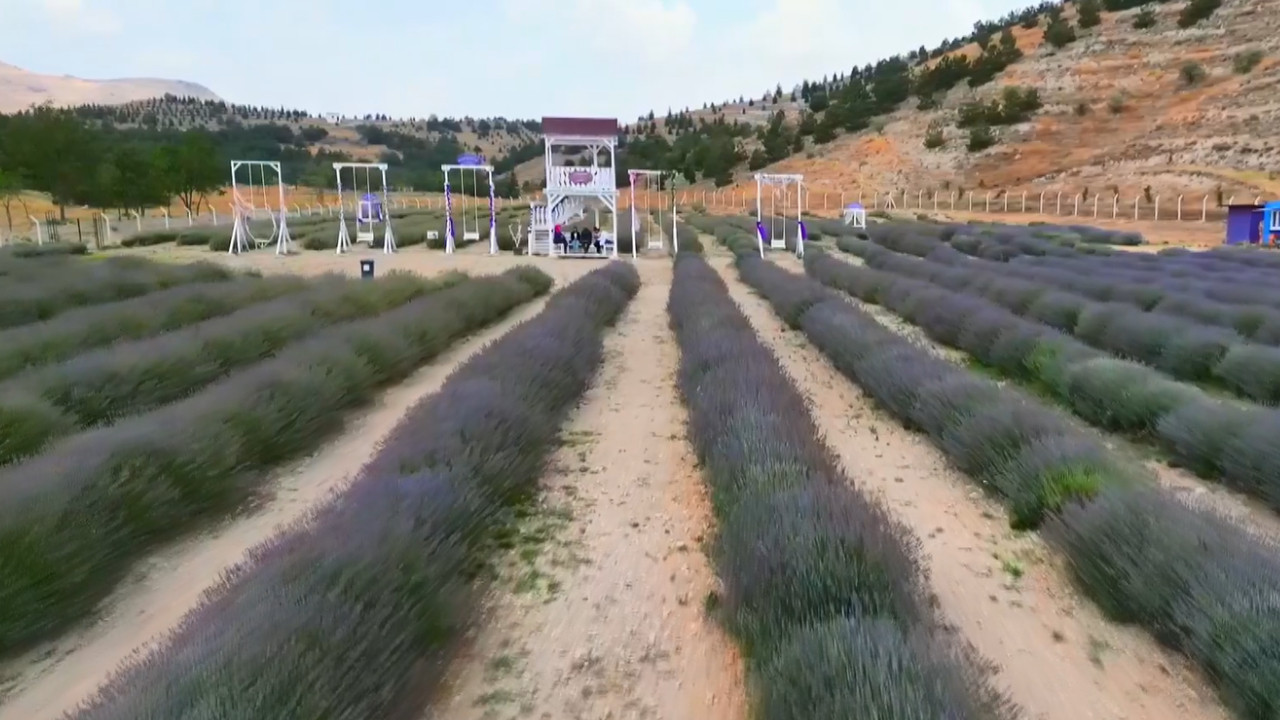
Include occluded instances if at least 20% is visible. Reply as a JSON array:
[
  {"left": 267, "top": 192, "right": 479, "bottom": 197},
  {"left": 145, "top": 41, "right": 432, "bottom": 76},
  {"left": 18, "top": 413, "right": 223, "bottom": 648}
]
[
  {"left": 743, "top": 0, "right": 1280, "bottom": 202},
  {"left": 0, "top": 61, "right": 220, "bottom": 114}
]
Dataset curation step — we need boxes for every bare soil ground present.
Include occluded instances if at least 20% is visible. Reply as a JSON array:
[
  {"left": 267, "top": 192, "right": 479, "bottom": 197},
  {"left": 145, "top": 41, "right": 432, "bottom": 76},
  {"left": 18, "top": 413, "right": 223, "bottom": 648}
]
[
  {"left": 814, "top": 251, "right": 1280, "bottom": 543},
  {"left": 709, "top": 246, "right": 1231, "bottom": 720},
  {"left": 0, "top": 252, "right": 602, "bottom": 720},
  {"left": 429, "top": 261, "right": 746, "bottom": 720}
]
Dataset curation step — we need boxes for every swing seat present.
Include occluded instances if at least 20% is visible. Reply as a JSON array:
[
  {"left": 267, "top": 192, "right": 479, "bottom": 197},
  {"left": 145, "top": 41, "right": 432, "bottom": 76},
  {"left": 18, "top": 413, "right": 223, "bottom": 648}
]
[
  {"left": 462, "top": 231, "right": 480, "bottom": 242},
  {"left": 769, "top": 238, "right": 787, "bottom": 250}
]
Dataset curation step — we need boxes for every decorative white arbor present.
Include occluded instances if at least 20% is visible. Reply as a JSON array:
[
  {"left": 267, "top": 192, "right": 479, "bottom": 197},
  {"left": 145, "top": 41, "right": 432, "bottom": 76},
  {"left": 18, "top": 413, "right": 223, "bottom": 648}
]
[
  {"left": 628, "top": 169, "right": 668, "bottom": 253},
  {"left": 754, "top": 172, "right": 806, "bottom": 259},
  {"left": 333, "top": 162, "right": 395, "bottom": 255},
  {"left": 528, "top": 116, "right": 620, "bottom": 259},
  {"left": 227, "top": 160, "right": 292, "bottom": 256},
  {"left": 442, "top": 154, "right": 497, "bottom": 254}
]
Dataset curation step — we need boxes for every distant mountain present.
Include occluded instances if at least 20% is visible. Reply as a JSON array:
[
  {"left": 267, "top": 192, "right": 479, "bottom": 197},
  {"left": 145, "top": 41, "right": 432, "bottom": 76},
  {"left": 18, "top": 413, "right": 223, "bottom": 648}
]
[{"left": 0, "top": 61, "right": 220, "bottom": 113}]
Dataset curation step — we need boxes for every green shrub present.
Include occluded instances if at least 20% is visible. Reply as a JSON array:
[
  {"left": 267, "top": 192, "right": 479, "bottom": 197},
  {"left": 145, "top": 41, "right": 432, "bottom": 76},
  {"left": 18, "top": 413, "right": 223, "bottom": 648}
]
[
  {"left": 1077, "top": 0, "right": 1102, "bottom": 28},
  {"left": 1044, "top": 16, "right": 1077, "bottom": 47},
  {"left": 1233, "top": 49, "right": 1264, "bottom": 74},
  {"left": 1179, "top": 61, "right": 1206, "bottom": 85},
  {"left": 923, "top": 125, "right": 945, "bottom": 149},
  {"left": 1132, "top": 6, "right": 1156, "bottom": 28},
  {"left": 967, "top": 125, "right": 996, "bottom": 152},
  {"left": 1177, "top": 0, "right": 1220, "bottom": 27}
]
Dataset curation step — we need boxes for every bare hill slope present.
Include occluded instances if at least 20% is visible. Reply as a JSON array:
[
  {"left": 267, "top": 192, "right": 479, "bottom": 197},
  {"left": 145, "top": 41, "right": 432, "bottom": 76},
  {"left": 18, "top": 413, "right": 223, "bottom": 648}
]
[
  {"left": 740, "top": 0, "right": 1280, "bottom": 202},
  {"left": 0, "top": 61, "right": 220, "bottom": 114}
]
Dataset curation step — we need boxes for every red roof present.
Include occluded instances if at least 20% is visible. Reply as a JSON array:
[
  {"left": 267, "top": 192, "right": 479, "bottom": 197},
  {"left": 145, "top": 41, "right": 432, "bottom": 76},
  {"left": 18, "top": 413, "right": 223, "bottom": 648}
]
[{"left": 541, "top": 117, "right": 618, "bottom": 137}]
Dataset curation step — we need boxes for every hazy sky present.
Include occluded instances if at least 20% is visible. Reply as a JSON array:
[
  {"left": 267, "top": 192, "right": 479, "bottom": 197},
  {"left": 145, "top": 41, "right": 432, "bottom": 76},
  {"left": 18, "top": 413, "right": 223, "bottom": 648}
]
[{"left": 3, "top": 0, "right": 1033, "bottom": 121}]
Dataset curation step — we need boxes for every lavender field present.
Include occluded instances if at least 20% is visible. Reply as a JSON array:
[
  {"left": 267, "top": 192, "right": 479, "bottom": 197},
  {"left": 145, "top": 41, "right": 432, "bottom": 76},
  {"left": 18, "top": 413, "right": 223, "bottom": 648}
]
[{"left": 5, "top": 219, "right": 1280, "bottom": 720}]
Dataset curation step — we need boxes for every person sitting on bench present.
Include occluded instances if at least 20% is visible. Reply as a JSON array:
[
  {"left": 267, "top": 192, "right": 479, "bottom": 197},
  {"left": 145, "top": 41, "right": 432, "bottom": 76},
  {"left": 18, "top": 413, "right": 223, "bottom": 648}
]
[
  {"left": 553, "top": 225, "right": 566, "bottom": 252},
  {"left": 591, "top": 226, "right": 603, "bottom": 254}
]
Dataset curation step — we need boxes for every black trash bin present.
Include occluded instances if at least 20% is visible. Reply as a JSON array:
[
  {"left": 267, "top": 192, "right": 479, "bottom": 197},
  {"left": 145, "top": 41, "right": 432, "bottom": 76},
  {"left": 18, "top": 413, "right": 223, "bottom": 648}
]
[{"left": 359, "top": 259, "right": 374, "bottom": 279}]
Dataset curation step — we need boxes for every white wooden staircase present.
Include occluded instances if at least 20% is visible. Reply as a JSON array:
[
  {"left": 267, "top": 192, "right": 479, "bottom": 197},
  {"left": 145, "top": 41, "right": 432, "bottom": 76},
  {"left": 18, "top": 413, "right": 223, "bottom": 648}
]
[{"left": 528, "top": 196, "right": 586, "bottom": 255}]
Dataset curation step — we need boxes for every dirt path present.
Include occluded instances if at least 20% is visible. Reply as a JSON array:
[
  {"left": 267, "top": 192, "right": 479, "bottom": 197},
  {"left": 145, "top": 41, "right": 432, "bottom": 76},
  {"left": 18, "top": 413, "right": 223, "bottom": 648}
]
[
  {"left": 805, "top": 251, "right": 1280, "bottom": 543},
  {"left": 430, "top": 261, "right": 746, "bottom": 720},
  {"left": 712, "top": 254, "right": 1230, "bottom": 720},
  {"left": 0, "top": 292, "right": 577, "bottom": 720}
]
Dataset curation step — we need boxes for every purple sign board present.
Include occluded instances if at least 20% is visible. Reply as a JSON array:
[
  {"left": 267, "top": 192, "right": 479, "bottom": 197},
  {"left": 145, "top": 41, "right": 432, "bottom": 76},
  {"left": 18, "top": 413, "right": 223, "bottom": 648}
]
[
  {"left": 568, "top": 170, "right": 593, "bottom": 185},
  {"left": 456, "top": 154, "right": 484, "bottom": 166}
]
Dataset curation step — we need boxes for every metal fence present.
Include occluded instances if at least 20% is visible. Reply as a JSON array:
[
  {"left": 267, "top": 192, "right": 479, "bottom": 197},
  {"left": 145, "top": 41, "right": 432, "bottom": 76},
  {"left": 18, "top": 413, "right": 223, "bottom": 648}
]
[{"left": 1, "top": 185, "right": 1251, "bottom": 248}]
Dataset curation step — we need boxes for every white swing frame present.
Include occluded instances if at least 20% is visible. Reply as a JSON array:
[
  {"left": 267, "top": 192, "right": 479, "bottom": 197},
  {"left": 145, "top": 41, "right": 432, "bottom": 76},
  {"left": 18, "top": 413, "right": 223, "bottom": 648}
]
[
  {"left": 441, "top": 162, "right": 498, "bottom": 255},
  {"left": 843, "top": 203, "right": 867, "bottom": 230},
  {"left": 333, "top": 162, "right": 396, "bottom": 255},
  {"left": 628, "top": 169, "right": 668, "bottom": 252},
  {"left": 228, "top": 160, "right": 293, "bottom": 256},
  {"left": 754, "top": 172, "right": 805, "bottom": 259}
]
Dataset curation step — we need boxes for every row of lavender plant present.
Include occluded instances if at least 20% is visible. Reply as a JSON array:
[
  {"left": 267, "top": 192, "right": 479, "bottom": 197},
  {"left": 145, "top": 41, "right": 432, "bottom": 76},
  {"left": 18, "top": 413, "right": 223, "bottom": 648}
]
[
  {"left": 810, "top": 247, "right": 1280, "bottom": 514},
  {"left": 1014, "top": 253, "right": 1280, "bottom": 307},
  {"left": 0, "top": 267, "right": 551, "bottom": 657},
  {"left": 0, "top": 241, "right": 88, "bottom": 265},
  {"left": 0, "top": 274, "right": 315, "bottom": 382},
  {"left": 862, "top": 225, "right": 1280, "bottom": 345},
  {"left": 0, "top": 271, "right": 467, "bottom": 466},
  {"left": 937, "top": 223, "right": 1280, "bottom": 297},
  {"left": 689, "top": 225, "right": 1280, "bottom": 718},
  {"left": 669, "top": 253, "right": 1013, "bottom": 719},
  {"left": 67, "top": 262, "right": 638, "bottom": 720},
  {"left": 0, "top": 256, "right": 233, "bottom": 329},
  {"left": 846, "top": 240, "right": 1280, "bottom": 405}
]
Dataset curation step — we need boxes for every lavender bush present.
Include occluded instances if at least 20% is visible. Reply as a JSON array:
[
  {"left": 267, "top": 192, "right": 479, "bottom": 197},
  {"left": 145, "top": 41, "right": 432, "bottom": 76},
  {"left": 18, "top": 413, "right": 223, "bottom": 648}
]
[
  {"left": 1047, "top": 485, "right": 1280, "bottom": 720},
  {"left": 0, "top": 267, "right": 551, "bottom": 657},
  {"left": 66, "top": 262, "right": 637, "bottom": 720},
  {"left": 0, "top": 275, "right": 313, "bottom": 381},
  {"left": 0, "top": 257, "right": 232, "bottom": 329},
  {"left": 669, "top": 254, "right": 1013, "bottom": 720},
  {"left": 0, "top": 272, "right": 466, "bottom": 465}
]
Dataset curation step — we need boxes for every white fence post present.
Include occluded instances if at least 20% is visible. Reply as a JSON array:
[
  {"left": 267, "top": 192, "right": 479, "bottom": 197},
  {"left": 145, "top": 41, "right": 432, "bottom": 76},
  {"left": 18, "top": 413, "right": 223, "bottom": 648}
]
[
  {"left": 1134, "top": 196, "right": 1140, "bottom": 220},
  {"left": 1021, "top": 191, "right": 1027, "bottom": 212},
  {"left": 985, "top": 191, "right": 992, "bottom": 212},
  {"left": 1154, "top": 195, "right": 1160, "bottom": 221},
  {"left": 1056, "top": 192, "right": 1062, "bottom": 215},
  {"left": 1093, "top": 195, "right": 1099, "bottom": 218},
  {"left": 1201, "top": 196, "right": 1208, "bottom": 222},
  {"left": 99, "top": 212, "right": 111, "bottom": 246},
  {"left": 1039, "top": 192, "right": 1045, "bottom": 214},
  {"left": 1073, "top": 194, "right": 1080, "bottom": 216},
  {"left": 129, "top": 211, "right": 141, "bottom": 232},
  {"left": 1112, "top": 195, "right": 1119, "bottom": 219},
  {"left": 1177, "top": 195, "right": 1183, "bottom": 221},
  {"left": 187, "top": 210, "right": 194, "bottom": 226},
  {"left": 28, "top": 215, "right": 42, "bottom": 244},
  {"left": 161, "top": 209, "right": 170, "bottom": 229}
]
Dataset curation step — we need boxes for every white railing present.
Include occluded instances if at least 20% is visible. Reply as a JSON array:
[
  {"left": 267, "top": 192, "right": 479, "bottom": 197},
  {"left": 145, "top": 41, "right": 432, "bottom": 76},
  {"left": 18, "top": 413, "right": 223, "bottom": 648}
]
[{"left": 548, "top": 166, "right": 613, "bottom": 193}]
